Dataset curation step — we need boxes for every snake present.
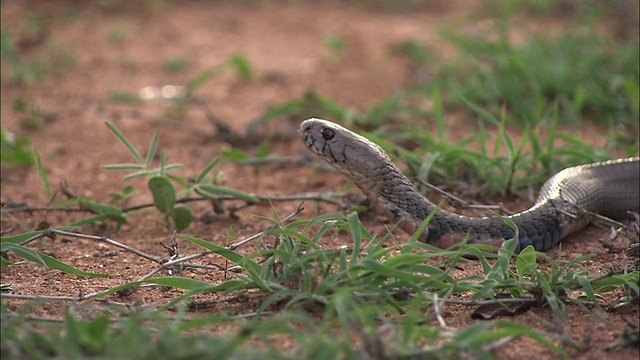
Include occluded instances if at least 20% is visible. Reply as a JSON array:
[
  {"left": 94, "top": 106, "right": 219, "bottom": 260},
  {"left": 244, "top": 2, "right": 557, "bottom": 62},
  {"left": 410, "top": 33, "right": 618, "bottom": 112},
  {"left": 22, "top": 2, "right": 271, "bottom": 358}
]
[{"left": 300, "top": 118, "right": 640, "bottom": 253}]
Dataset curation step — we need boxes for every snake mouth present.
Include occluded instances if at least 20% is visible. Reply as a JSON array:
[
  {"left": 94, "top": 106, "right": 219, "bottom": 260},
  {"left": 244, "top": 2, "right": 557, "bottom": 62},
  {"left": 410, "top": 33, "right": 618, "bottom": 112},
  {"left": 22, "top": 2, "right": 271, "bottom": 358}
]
[
  {"left": 299, "top": 120, "right": 320, "bottom": 152},
  {"left": 300, "top": 130, "right": 316, "bottom": 150}
]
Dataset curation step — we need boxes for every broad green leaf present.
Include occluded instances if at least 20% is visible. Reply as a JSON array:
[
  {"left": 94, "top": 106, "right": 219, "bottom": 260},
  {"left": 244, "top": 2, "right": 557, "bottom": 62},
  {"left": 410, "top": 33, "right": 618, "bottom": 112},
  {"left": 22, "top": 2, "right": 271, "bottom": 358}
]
[
  {"left": 172, "top": 205, "right": 192, "bottom": 230},
  {"left": 516, "top": 245, "right": 536, "bottom": 277},
  {"left": 148, "top": 176, "right": 176, "bottom": 212}
]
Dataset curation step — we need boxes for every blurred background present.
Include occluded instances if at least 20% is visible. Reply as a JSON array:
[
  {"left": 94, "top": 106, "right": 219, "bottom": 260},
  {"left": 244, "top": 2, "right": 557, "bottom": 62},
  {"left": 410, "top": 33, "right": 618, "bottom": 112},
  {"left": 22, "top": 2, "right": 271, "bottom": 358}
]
[{"left": 2, "top": 0, "right": 639, "bottom": 195}]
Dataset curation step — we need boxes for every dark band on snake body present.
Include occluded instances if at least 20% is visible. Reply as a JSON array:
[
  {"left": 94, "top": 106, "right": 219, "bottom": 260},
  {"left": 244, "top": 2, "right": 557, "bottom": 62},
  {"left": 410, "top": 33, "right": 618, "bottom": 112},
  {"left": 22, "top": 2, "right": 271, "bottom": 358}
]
[{"left": 300, "top": 118, "right": 640, "bottom": 253}]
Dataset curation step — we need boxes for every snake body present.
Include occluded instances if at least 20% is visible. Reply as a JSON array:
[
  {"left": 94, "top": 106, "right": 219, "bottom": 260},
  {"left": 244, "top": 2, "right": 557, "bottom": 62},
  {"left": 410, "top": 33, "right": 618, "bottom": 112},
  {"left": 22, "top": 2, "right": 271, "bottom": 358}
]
[{"left": 300, "top": 118, "right": 640, "bottom": 252}]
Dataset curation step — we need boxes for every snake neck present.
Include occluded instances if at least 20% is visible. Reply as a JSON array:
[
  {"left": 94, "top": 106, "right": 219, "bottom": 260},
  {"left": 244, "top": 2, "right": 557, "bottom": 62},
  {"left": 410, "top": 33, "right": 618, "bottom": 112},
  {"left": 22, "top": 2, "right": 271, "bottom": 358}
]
[
  {"left": 358, "top": 163, "right": 563, "bottom": 252},
  {"left": 360, "top": 163, "right": 439, "bottom": 223}
]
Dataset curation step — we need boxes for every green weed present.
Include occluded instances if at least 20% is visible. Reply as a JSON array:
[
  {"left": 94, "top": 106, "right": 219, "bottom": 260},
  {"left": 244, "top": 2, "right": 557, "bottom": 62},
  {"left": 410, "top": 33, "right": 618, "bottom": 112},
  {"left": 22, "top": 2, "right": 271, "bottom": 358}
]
[
  {"left": 324, "top": 34, "right": 347, "bottom": 65},
  {"left": 107, "top": 23, "right": 130, "bottom": 43},
  {"left": 13, "top": 95, "right": 43, "bottom": 130},
  {"left": 0, "top": 128, "right": 34, "bottom": 166},
  {"left": 102, "top": 121, "right": 259, "bottom": 230},
  {"left": 435, "top": 27, "right": 639, "bottom": 127},
  {"left": 48, "top": 42, "right": 78, "bottom": 73},
  {"left": 0, "top": 30, "right": 44, "bottom": 85},
  {"left": 162, "top": 56, "right": 191, "bottom": 72}
]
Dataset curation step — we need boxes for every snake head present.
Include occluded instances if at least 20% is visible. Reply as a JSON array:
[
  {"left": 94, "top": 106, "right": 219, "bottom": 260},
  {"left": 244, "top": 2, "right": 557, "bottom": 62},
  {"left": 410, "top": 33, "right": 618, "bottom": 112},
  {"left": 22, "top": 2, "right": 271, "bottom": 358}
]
[{"left": 299, "top": 118, "right": 393, "bottom": 181}]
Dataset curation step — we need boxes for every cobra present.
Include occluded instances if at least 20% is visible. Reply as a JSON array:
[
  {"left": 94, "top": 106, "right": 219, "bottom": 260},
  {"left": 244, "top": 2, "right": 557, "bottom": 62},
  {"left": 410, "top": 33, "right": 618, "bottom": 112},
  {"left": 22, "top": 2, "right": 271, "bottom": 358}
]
[{"left": 300, "top": 118, "right": 640, "bottom": 253}]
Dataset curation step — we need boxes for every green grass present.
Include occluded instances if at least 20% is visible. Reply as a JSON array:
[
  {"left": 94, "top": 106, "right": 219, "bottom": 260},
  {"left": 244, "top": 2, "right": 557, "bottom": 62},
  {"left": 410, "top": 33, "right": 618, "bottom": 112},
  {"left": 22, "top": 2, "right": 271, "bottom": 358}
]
[
  {"left": 3, "top": 212, "right": 636, "bottom": 358},
  {"left": 162, "top": 56, "right": 191, "bottom": 72},
  {"left": 0, "top": 30, "right": 44, "bottom": 85},
  {"left": 324, "top": 34, "right": 347, "bottom": 65},
  {"left": 1, "top": 25, "right": 78, "bottom": 86},
  {"left": 2, "top": 134, "right": 638, "bottom": 357},
  {"left": 107, "top": 23, "right": 130, "bottom": 43},
  {"left": 0, "top": 127, "right": 34, "bottom": 166},
  {"left": 387, "top": 13, "right": 639, "bottom": 129},
  {"left": 373, "top": 94, "right": 638, "bottom": 195},
  {"left": 436, "top": 28, "right": 639, "bottom": 128}
]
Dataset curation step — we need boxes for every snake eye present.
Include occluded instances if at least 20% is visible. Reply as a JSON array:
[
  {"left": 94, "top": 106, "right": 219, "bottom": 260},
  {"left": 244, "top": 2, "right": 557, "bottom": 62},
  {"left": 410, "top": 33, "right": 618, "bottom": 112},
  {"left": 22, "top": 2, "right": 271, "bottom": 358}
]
[{"left": 322, "top": 128, "right": 335, "bottom": 140}]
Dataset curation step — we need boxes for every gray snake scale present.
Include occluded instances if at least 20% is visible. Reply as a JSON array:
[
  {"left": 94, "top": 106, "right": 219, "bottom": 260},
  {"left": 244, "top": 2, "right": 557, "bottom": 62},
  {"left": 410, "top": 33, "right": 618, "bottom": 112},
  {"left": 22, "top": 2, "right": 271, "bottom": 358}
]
[{"left": 300, "top": 118, "right": 640, "bottom": 253}]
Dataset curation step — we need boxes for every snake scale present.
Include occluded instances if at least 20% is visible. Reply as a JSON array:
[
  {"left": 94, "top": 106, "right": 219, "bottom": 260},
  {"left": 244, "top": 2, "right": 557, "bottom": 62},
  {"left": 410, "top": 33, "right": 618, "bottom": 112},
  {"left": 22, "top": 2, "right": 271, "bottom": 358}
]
[{"left": 300, "top": 118, "right": 640, "bottom": 253}]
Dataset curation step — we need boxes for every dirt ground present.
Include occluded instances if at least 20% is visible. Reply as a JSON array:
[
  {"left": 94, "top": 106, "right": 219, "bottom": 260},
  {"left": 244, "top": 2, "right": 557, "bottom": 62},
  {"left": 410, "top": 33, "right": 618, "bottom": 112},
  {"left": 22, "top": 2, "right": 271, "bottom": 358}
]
[{"left": 1, "top": 1, "right": 638, "bottom": 359}]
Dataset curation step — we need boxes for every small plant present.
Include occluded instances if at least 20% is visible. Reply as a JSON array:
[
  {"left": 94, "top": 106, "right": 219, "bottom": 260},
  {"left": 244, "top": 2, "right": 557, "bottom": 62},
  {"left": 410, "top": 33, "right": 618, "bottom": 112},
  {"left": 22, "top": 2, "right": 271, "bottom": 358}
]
[
  {"left": 0, "top": 128, "right": 34, "bottom": 166},
  {"left": 388, "top": 39, "right": 435, "bottom": 82},
  {"left": 13, "top": 95, "right": 42, "bottom": 130},
  {"left": 107, "top": 90, "right": 142, "bottom": 103},
  {"left": 432, "top": 26, "right": 639, "bottom": 127},
  {"left": 323, "top": 34, "right": 347, "bottom": 65},
  {"left": 102, "top": 121, "right": 259, "bottom": 230},
  {"left": 109, "top": 185, "right": 135, "bottom": 204},
  {"left": 0, "top": 30, "right": 44, "bottom": 85},
  {"left": 257, "top": 90, "right": 352, "bottom": 124},
  {"left": 107, "top": 23, "right": 130, "bottom": 43},
  {"left": 162, "top": 56, "right": 190, "bottom": 72},
  {"left": 227, "top": 53, "right": 253, "bottom": 81},
  {"left": 184, "top": 54, "right": 255, "bottom": 96},
  {"left": 149, "top": 53, "right": 254, "bottom": 119},
  {"left": 48, "top": 42, "right": 78, "bottom": 73},
  {"left": 102, "top": 122, "right": 190, "bottom": 230}
]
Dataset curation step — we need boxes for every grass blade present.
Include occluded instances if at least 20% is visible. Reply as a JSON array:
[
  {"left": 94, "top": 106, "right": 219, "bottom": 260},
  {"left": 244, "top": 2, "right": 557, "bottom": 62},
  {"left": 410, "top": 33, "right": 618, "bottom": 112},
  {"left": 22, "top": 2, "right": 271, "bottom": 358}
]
[
  {"left": 1, "top": 243, "right": 108, "bottom": 277},
  {"left": 105, "top": 121, "right": 144, "bottom": 163},
  {"left": 33, "top": 147, "right": 50, "bottom": 199},
  {"left": 196, "top": 184, "right": 260, "bottom": 203},
  {"left": 195, "top": 158, "right": 220, "bottom": 183},
  {"left": 145, "top": 128, "right": 160, "bottom": 166}
]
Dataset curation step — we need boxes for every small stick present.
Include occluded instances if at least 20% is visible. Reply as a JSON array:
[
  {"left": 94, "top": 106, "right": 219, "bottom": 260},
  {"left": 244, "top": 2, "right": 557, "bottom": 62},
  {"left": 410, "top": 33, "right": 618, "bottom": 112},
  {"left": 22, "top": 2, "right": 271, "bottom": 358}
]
[
  {"left": 418, "top": 179, "right": 514, "bottom": 214},
  {"left": 46, "top": 229, "right": 163, "bottom": 263},
  {"left": 137, "top": 202, "right": 305, "bottom": 281},
  {"left": 432, "top": 293, "right": 456, "bottom": 332},
  {"left": 1, "top": 193, "right": 345, "bottom": 214}
]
